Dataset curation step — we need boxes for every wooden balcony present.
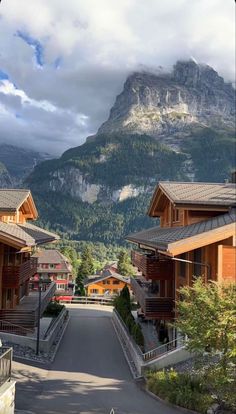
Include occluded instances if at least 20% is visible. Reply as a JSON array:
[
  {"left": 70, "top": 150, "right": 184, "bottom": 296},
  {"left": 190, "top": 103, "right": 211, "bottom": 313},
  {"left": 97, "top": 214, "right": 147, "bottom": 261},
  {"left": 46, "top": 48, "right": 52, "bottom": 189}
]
[
  {"left": 131, "top": 277, "right": 174, "bottom": 320},
  {"left": 131, "top": 251, "right": 173, "bottom": 281},
  {"left": 2, "top": 258, "right": 38, "bottom": 288}
]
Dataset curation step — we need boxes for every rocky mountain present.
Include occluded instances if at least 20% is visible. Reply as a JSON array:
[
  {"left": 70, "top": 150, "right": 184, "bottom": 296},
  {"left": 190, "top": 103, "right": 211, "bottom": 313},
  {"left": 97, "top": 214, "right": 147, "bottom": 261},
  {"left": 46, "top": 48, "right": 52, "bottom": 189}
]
[
  {"left": 0, "top": 162, "right": 12, "bottom": 188},
  {"left": 98, "top": 60, "right": 235, "bottom": 150},
  {"left": 24, "top": 60, "right": 235, "bottom": 244},
  {"left": 0, "top": 144, "right": 51, "bottom": 187}
]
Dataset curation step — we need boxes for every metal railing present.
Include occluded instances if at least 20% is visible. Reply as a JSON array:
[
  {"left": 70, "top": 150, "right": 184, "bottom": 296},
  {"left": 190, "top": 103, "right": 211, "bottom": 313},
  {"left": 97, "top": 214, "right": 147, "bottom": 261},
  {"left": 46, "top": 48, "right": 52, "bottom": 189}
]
[
  {"left": 112, "top": 309, "right": 185, "bottom": 364},
  {"left": 0, "top": 347, "right": 12, "bottom": 387},
  {"left": 143, "top": 336, "right": 185, "bottom": 361},
  {"left": 38, "top": 282, "right": 57, "bottom": 316},
  {"left": 58, "top": 296, "right": 114, "bottom": 305},
  {"left": 0, "top": 319, "right": 33, "bottom": 336},
  {"left": 43, "top": 308, "right": 69, "bottom": 339}
]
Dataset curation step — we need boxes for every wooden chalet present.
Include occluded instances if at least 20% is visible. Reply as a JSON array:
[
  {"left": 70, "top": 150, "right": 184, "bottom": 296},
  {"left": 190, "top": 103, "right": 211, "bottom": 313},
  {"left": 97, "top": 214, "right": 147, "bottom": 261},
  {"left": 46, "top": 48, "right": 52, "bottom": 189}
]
[
  {"left": 126, "top": 178, "right": 236, "bottom": 340},
  {"left": 84, "top": 272, "right": 131, "bottom": 297},
  {"left": 0, "top": 189, "right": 59, "bottom": 334}
]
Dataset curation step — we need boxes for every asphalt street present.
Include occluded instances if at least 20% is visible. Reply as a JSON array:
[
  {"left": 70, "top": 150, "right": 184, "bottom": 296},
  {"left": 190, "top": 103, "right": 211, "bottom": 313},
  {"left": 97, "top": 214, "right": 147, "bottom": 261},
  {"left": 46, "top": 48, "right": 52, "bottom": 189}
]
[{"left": 13, "top": 305, "right": 182, "bottom": 414}]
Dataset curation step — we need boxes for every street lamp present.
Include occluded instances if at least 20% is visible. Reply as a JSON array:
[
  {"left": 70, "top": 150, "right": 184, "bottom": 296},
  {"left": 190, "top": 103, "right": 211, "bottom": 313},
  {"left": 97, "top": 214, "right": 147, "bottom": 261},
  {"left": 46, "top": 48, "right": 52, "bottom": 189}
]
[{"left": 36, "top": 277, "right": 52, "bottom": 356}]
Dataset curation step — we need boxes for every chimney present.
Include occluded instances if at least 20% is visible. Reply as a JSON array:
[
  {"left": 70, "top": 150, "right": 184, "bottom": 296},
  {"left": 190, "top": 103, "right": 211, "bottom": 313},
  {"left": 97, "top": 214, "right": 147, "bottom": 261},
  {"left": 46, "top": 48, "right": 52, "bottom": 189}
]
[{"left": 231, "top": 171, "right": 236, "bottom": 183}]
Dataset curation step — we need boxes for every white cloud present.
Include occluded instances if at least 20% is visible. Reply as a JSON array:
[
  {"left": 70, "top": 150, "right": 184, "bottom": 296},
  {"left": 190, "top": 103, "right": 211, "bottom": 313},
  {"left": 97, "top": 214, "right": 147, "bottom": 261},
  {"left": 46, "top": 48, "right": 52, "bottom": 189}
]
[{"left": 0, "top": 0, "right": 234, "bottom": 154}]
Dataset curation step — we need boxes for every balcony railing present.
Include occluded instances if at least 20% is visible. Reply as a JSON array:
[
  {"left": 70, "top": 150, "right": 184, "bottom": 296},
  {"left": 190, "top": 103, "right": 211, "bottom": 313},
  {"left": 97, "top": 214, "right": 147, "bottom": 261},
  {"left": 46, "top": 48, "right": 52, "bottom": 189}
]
[
  {"left": 131, "top": 251, "right": 173, "bottom": 281},
  {"left": 2, "top": 257, "right": 38, "bottom": 288},
  {"left": 0, "top": 347, "right": 12, "bottom": 387},
  {"left": 131, "top": 277, "right": 174, "bottom": 320},
  {"left": 37, "top": 281, "right": 57, "bottom": 319}
]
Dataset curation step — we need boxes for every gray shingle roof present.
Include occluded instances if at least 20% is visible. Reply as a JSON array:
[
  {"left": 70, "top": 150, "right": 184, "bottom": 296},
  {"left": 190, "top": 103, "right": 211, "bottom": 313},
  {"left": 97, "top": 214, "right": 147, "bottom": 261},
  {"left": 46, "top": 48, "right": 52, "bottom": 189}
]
[
  {"left": 159, "top": 182, "right": 236, "bottom": 207},
  {"left": 126, "top": 209, "right": 236, "bottom": 251},
  {"left": 33, "top": 249, "right": 66, "bottom": 264},
  {"left": 0, "top": 221, "right": 59, "bottom": 246},
  {"left": 32, "top": 249, "right": 72, "bottom": 272},
  {"left": 0, "top": 189, "right": 31, "bottom": 211}
]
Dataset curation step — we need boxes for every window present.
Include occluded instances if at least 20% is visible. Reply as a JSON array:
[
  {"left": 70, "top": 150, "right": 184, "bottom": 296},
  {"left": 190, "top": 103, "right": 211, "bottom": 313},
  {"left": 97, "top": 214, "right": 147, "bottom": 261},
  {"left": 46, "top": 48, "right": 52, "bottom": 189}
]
[
  {"left": 49, "top": 264, "right": 54, "bottom": 269},
  {"left": 173, "top": 209, "right": 180, "bottom": 222},
  {"left": 57, "top": 283, "right": 66, "bottom": 290},
  {"left": 102, "top": 280, "right": 110, "bottom": 285},
  {"left": 179, "top": 253, "right": 187, "bottom": 278},
  {"left": 90, "top": 289, "right": 98, "bottom": 294},
  {"left": 112, "top": 280, "right": 120, "bottom": 285},
  {"left": 193, "top": 248, "right": 202, "bottom": 277}
]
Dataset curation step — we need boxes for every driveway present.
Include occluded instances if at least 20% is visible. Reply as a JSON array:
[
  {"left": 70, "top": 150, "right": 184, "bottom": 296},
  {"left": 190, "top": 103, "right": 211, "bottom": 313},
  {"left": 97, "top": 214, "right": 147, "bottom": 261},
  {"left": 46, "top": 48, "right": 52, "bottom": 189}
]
[{"left": 13, "top": 305, "right": 182, "bottom": 414}]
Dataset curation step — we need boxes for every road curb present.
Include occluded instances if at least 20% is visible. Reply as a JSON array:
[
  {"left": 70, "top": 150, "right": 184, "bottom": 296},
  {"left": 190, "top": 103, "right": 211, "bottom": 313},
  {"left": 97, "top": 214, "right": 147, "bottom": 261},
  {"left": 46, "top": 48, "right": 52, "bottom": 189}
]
[
  {"left": 50, "top": 314, "right": 70, "bottom": 363},
  {"left": 111, "top": 318, "right": 142, "bottom": 380}
]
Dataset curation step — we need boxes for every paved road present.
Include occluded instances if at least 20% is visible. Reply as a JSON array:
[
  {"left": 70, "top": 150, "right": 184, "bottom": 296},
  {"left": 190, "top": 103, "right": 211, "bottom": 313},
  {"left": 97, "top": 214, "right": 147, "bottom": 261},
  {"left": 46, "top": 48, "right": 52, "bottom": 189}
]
[{"left": 13, "top": 305, "right": 181, "bottom": 414}]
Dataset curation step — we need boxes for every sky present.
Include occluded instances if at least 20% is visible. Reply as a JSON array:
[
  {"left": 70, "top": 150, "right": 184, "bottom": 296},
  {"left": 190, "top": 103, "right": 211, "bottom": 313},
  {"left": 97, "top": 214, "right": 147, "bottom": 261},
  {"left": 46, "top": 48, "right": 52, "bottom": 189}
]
[{"left": 0, "top": 0, "right": 235, "bottom": 156}]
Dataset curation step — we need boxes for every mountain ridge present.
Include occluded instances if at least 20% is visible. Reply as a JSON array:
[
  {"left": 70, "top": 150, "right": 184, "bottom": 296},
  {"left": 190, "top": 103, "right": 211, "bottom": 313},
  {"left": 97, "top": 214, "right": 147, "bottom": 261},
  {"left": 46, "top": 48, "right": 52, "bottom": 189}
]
[
  {"left": 7, "top": 60, "right": 236, "bottom": 243},
  {"left": 98, "top": 60, "right": 235, "bottom": 149}
]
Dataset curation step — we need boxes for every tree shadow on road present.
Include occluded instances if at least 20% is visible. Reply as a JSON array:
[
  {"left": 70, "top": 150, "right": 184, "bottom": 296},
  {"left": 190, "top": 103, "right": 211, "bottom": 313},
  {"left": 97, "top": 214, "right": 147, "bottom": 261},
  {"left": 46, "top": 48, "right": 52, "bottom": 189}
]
[{"left": 12, "top": 367, "right": 165, "bottom": 414}]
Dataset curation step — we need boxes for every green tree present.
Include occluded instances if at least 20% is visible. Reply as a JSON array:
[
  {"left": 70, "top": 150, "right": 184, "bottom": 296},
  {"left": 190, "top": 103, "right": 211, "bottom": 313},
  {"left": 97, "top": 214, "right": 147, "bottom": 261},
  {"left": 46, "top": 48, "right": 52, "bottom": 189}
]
[
  {"left": 60, "top": 245, "right": 78, "bottom": 277},
  {"left": 117, "top": 250, "right": 133, "bottom": 276},
  {"left": 77, "top": 246, "right": 95, "bottom": 278},
  {"left": 75, "top": 246, "right": 95, "bottom": 295},
  {"left": 175, "top": 278, "right": 236, "bottom": 373}
]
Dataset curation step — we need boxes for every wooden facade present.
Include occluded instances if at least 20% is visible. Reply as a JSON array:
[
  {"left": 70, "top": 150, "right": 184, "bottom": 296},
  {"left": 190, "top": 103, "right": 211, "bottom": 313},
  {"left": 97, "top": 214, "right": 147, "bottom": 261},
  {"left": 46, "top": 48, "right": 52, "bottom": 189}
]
[
  {"left": 0, "top": 190, "right": 58, "bottom": 331},
  {"left": 85, "top": 275, "right": 131, "bottom": 297},
  {"left": 129, "top": 181, "right": 236, "bottom": 323}
]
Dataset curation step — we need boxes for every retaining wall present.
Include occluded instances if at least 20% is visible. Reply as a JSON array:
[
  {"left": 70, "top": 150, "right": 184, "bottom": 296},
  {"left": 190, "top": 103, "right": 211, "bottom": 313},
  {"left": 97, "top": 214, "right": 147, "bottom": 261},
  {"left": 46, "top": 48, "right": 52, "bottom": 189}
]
[{"left": 0, "top": 308, "right": 68, "bottom": 353}]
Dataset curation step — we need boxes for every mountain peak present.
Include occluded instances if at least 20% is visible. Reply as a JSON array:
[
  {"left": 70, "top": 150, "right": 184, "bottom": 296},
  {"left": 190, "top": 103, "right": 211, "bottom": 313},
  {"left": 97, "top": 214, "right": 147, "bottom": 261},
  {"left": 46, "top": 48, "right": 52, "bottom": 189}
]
[
  {"left": 173, "top": 60, "right": 224, "bottom": 88},
  {"left": 97, "top": 60, "right": 235, "bottom": 143}
]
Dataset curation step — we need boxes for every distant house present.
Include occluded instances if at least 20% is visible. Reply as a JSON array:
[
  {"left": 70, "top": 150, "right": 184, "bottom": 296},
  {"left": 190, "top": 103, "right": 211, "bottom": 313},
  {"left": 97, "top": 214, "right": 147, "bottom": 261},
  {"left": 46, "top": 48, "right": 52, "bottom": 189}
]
[
  {"left": 31, "top": 249, "right": 73, "bottom": 292},
  {"left": 84, "top": 271, "right": 131, "bottom": 297}
]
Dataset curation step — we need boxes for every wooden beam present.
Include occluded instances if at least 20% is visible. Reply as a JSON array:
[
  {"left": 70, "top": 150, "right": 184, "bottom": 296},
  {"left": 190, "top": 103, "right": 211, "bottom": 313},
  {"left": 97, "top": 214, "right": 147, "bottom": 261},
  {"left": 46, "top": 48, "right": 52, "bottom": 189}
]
[{"left": 167, "top": 223, "right": 235, "bottom": 256}]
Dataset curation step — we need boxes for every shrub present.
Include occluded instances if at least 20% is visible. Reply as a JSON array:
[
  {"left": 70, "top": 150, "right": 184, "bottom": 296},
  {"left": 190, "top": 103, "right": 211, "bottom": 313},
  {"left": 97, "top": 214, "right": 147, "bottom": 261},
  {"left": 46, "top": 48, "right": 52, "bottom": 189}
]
[
  {"left": 125, "top": 313, "right": 135, "bottom": 333},
  {"left": 44, "top": 300, "right": 65, "bottom": 317},
  {"left": 133, "top": 323, "right": 145, "bottom": 348},
  {"left": 147, "top": 369, "right": 214, "bottom": 414}
]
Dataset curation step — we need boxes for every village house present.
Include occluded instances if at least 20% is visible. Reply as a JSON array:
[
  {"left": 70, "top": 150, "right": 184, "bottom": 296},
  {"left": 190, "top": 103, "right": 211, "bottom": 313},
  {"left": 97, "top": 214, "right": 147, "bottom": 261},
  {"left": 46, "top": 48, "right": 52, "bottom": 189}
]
[
  {"left": 31, "top": 249, "right": 73, "bottom": 293},
  {"left": 126, "top": 176, "right": 236, "bottom": 342},
  {"left": 84, "top": 270, "right": 131, "bottom": 297},
  {"left": 0, "top": 189, "right": 59, "bottom": 333}
]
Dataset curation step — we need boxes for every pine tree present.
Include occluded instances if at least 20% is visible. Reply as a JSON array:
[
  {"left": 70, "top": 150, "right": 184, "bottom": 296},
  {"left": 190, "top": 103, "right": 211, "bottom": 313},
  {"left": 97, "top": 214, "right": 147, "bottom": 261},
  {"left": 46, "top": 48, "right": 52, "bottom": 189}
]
[
  {"left": 78, "top": 246, "right": 94, "bottom": 278},
  {"left": 75, "top": 246, "right": 95, "bottom": 294},
  {"left": 117, "top": 250, "right": 133, "bottom": 276}
]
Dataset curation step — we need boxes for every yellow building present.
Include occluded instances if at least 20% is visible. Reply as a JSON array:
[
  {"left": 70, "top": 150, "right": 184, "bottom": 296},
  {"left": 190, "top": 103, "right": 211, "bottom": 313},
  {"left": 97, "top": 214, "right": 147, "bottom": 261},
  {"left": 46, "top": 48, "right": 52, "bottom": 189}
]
[{"left": 84, "top": 272, "right": 131, "bottom": 297}]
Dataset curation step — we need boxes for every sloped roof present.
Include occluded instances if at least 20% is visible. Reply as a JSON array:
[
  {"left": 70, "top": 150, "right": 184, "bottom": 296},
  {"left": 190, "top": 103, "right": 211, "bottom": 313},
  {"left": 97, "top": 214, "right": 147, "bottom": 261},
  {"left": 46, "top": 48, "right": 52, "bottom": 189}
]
[
  {"left": 0, "top": 221, "right": 59, "bottom": 247},
  {"left": 32, "top": 249, "right": 72, "bottom": 272},
  {"left": 126, "top": 209, "right": 236, "bottom": 252},
  {"left": 148, "top": 181, "right": 236, "bottom": 216},
  {"left": 84, "top": 272, "right": 130, "bottom": 287},
  {"left": 159, "top": 182, "right": 236, "bottom": 207},
  {"left": 0, "top": 189, "right": 31, "bottom": 211}
]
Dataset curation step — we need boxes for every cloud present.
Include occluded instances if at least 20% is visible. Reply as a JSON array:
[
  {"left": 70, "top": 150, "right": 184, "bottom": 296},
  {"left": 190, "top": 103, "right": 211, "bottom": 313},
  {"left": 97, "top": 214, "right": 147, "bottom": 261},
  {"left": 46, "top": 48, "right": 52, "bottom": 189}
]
[
  {"left": 16, "top": 30, "right": 44, "bottom": 67},
  {"left": 0, "top": 0, "right": 234, "bottom": 155}
]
